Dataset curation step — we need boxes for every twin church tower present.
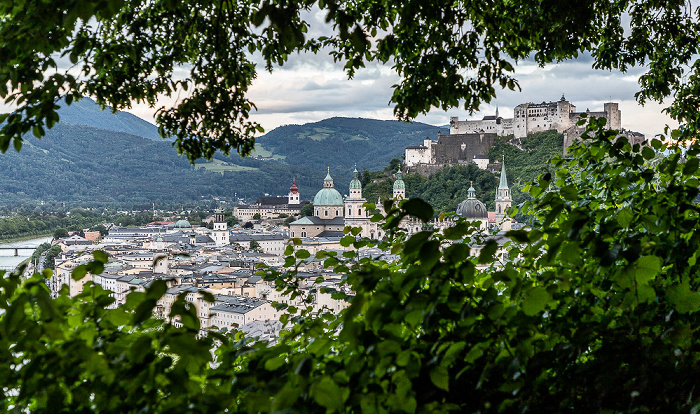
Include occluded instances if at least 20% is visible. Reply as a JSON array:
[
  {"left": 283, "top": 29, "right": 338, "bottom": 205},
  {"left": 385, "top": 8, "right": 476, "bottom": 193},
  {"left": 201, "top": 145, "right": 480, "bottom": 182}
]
[
  {"left": 290, "top": 160, "right": 512, "bottom": 239},
  {"left": 290, "top": 167, "right": 409, "bottom": 240}
]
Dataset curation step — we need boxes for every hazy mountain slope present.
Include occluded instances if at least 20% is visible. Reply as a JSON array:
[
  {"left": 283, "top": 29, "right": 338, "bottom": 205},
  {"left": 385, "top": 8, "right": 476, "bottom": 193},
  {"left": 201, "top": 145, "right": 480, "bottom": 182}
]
[
  {"left": 0, "top": 112, "right": 449, "bottom": 207},
  {"left": 0, "top": 124, "right": 322, "bottom": 207},
  {"left": 253, "top": 117, "right": 446, "bottom": 171},
  {"left": 55, "top": 97, "right": 163, "bottom": 141}
]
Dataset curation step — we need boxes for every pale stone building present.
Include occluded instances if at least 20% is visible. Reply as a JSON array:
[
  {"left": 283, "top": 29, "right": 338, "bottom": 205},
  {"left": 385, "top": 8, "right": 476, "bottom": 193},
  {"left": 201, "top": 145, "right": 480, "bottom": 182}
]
[{"left": 405, "top": 96, "right": 631, "bottom": 170}]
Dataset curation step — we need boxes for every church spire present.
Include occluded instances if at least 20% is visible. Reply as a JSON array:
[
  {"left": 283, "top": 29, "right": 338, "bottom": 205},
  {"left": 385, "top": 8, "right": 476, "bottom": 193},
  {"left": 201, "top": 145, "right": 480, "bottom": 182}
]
[
  {"left": 499, "top": 157, "right": 509, "bottom": 190},
  {"left": 393, "top": 164, "right": 406, "bottom": 200}
]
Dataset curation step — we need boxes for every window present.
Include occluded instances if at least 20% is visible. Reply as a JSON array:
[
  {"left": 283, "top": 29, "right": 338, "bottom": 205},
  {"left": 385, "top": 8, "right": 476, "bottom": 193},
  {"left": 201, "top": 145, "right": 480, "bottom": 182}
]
[
  {"left": 358, "top": 209, "right": 361, "bottom": 216},
  {"left": 325, "top": 210, "right": 328, "bottom": 216}
]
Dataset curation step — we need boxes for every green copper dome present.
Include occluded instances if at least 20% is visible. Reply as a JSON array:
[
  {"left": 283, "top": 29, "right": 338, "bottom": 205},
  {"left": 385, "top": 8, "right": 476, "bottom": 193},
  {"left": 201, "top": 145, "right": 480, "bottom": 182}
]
[
  {"left": 314, "top": 168, "right": 344, "bottom": 205},
  {"left": 313, "top": 188, "right": 344, "bottom": 205},
  {"left": 393, "top": 170, "right": 405, "bottom": 190},
  {"left": 349, "top": 166, "right": 362, "bottom": 190},
  {"left": 174, "top": 219, "right": 192, "bottom": 229}
]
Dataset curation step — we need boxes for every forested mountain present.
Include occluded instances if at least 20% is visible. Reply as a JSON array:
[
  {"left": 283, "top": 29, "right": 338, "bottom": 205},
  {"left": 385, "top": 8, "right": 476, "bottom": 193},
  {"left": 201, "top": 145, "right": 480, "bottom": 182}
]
[
  {"left": 252, "top": 117, "right": 446, "bottom": 171},
  {"left": 55, "top": 97, "right": 163, "bottom": 141},
  {"left": 1, "top": 98, "right": 558, "bottom": 209},
  {"left": 0, "top": 113, "right": 445, "bottom": 207},
  {"left": 0, "top": 123, "right": 326, "bottom": 208}
]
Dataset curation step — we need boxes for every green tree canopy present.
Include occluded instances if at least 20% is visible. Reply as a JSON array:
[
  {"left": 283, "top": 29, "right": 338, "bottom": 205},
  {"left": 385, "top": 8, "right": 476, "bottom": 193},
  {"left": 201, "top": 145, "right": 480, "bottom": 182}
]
[
  {"left": 300, "top": 202, "right": 314, "bottom": 217},
  {"left": 53, "top": 228, "right": 68, "bottom": 239},
  {"left": 1, "top": 0, "right": 699, "bottom": 162}
]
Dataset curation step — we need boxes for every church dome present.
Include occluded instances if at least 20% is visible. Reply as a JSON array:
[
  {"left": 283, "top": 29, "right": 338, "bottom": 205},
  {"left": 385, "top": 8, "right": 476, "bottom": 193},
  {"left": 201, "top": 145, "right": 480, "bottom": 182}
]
[
  {"left": 290, "top": 178, "right": 298, "bottom": 194},
  {"left": 314, "top": 188, "right": 344, "bottom": 205},
  {"left": 174, "top": 219, "right": 192, "bottom": 229},
  {"left": 313, "top": 169, "right": 344, "bottom": 205},
  {"left": 456, "top": 184, "right": 487, "bottom": 219}
]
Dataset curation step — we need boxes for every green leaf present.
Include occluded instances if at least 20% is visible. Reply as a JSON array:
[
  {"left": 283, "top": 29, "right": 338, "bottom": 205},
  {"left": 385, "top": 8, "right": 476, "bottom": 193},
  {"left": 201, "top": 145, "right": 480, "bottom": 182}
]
[
  {"left": 617, "top": 207, "right": 634, "bottom": 228},
  {"left": 506, "top": 229, "right": 529, "bottom": 243},
  {"left": 522, "top": 287, "right": 551, "bottom": 316},
  {"left": 478, "top": 239, "right": 498, "bottom": 264},
  {"left": 295, "top": 249, "right": 310, "bottom": 259},
  {"left": 264, "top": 355, "right": 287, "bottom": 371},
  {"left": 200, "top": 290, "right": 215, "bottom": 303},
  {"left": 642, "top": 146, "right": 656, "bottom": 160},
  {"left": 430, "top": 365, "right": 449, "bottom": 391},
  {"left": 634, "top": 255, "right": 662, "bottom": 284},
  {"left": 310, "top": 377, "right": 347, "bottom": 410},
  {"left": 667, "top": 281, "right": 700, "bottom": 314},
  {"left": 93, "top": 250, "right": 109, "bottom": 263},
  {"left": 146, "top": 279, "right": 168, "bottom": 300},
  {"left": 401, "top": 198, "right": 434, "bottom": 221},
  {"left": 71, "top": 264, "right": 88, "bottom": 281}
]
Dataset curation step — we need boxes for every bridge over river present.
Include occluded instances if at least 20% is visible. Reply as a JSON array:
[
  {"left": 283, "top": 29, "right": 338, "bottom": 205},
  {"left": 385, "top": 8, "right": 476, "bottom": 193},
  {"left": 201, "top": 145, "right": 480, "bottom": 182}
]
[{"left": 0, "top": 246, "right": 40, "bottom": 257}]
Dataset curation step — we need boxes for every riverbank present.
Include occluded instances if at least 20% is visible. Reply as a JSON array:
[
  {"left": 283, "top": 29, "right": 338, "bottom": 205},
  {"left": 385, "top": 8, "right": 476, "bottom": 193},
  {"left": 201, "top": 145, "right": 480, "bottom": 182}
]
[{"left": 0, "top": 233, "right": 53, "bottom": 244}]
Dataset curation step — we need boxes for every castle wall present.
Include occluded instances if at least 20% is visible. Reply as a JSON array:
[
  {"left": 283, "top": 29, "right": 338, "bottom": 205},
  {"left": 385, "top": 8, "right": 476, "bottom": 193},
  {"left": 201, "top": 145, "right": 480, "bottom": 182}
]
[
  {"left": 433, "top": 132, "right": 498, "bottom": 165},
  {"left": 408, "top": 98, "right": 632, "bottom": 174}
]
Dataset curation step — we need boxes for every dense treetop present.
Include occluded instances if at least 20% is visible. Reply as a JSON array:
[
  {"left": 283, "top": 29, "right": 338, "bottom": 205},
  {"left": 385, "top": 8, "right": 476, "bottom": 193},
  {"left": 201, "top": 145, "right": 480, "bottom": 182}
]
[
  {"left": 1, "top": 0, "right": 699, "bottom": 161},
  {"left": 3, "top": 1, "right": 700, "bottom": 412}
]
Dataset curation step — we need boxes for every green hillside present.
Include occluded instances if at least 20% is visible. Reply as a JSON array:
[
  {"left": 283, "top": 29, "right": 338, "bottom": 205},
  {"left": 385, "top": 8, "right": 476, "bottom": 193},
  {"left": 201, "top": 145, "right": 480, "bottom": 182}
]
[
  {"left": 252, "top": 117, "right": 446, "bottom": 171},
  {"left": 363, "top": 131, "right": 564, "bottom": 215},
  {"left": 0, "top": 124, "right": 323, "bottom": 208}
]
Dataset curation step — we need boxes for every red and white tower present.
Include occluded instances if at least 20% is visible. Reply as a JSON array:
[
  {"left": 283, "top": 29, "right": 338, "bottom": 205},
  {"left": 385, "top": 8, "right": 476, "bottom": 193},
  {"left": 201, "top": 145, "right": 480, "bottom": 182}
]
[{"left": 288, "top": 178, "right": 300, "bottom": 205}]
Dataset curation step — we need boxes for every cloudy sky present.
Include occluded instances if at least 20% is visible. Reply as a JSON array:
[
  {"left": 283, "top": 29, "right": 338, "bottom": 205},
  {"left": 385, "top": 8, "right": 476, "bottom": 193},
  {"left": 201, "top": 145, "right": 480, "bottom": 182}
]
[
  {"left": 128, "top": 52, "right": 676, "bottom": 141},
  {"left": 122, "top": 7, "right": 678, "bottom": 139}
]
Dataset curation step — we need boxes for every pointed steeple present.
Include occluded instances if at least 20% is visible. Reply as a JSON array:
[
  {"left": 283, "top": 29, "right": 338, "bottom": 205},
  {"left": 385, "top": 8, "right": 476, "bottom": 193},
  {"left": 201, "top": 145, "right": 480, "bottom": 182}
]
[
  {"left": 495, "top": 106, "right": 499, "bottom": 118},
  {"left": 498, "top": 155, "right": 509, "bottom": 190}
]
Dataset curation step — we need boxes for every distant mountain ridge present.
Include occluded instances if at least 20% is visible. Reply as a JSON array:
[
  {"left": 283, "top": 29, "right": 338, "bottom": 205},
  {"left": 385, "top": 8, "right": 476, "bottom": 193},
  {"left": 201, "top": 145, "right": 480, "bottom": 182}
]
[
  {"left": 0, "top": 102, "right": 451, "bottom": 207},
  {"left": 253, "top": 117, "right": 446, "bottom": 172},
  {"left": 55, "top": 97, "right": 163, "bottom": 141}
]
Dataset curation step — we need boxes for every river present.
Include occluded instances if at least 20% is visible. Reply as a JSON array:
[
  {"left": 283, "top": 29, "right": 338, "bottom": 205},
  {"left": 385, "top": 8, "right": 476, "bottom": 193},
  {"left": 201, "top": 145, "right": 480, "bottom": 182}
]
[{"left": 0, "top": 236, "right": 53, "bottom": 271}]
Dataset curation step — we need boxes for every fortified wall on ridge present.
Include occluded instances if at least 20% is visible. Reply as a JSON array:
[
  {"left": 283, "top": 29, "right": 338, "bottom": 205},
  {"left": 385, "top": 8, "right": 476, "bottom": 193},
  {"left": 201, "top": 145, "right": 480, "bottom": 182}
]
[{"left": 405, "top": 96, "right": 643, "bottom": 176}]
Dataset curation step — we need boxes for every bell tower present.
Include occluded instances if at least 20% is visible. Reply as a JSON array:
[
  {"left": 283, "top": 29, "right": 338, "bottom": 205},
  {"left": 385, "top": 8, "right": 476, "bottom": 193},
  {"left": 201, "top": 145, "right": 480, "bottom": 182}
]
[
  {"left": 212, "top": 208, "right": 228, "bottom": 246},
  {"left": 288, "top": 178, "right": 300, "bottom": 205}
]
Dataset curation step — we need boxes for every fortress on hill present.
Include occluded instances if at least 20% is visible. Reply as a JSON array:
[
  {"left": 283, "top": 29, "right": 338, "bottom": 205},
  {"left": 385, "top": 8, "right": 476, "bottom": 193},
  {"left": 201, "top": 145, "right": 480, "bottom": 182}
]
[{"left": 405, "top": 96, "right": 644, "bottom": 174}]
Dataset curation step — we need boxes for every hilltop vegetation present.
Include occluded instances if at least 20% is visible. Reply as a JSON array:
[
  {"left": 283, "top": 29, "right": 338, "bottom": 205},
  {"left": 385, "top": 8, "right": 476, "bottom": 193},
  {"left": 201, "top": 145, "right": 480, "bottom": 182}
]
[
  {"left": 363, "top": 131, "right": 564, "bottom": 215},
  {"left": 254, "top": 117, "right": 446, "bottom": 171}
]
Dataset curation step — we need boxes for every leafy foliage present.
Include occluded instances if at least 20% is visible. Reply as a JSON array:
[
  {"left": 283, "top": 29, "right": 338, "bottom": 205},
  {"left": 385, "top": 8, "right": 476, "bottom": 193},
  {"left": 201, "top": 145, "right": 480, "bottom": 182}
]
[
  {"left": 3, "top": 0, "right": 696, "bottom": 161},
  {"left": 4, "top": 123, "right": 700, "bottom": 412}
]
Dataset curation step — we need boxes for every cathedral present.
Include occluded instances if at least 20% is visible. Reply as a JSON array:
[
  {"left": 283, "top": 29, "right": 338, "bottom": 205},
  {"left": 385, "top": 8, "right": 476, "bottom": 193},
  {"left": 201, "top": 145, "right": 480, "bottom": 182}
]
[
  {"left": 289, "top": 167, "right": 417, "bottom": 240},
  {"left": 453, "top": 159, "right": 512, "bottom": 231}
]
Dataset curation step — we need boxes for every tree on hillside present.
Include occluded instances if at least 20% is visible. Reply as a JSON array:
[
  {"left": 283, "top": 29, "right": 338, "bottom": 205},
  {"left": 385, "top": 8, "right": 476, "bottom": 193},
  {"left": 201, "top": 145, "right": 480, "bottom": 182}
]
[
  {"left": 53, "top": 228, "right": 68, "bottom": 240},
  {"left": 300, "top": 203, "right": 314, "bottom": 217},
  {"left": 42, "top": 245, "right": 62, "bottom": 270}
]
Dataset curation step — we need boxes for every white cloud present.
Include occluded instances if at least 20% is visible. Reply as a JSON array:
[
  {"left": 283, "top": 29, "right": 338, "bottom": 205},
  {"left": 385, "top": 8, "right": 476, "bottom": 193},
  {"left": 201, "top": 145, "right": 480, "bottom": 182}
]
[{"left": 119, "top": 50, "right": 676, "bottom": 138}]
